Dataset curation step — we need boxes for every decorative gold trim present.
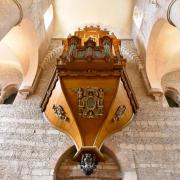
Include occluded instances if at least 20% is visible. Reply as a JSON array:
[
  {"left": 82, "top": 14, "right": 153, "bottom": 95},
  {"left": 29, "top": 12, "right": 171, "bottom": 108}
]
[
  {"left": 75, "top": 87, "right": 104, "bottom": 118},
  {"left": 12, "top": 0, "right": 23, "bottom": 25},
  {"left": 167, "top": 0, "right": 176, "bottom": 27}
]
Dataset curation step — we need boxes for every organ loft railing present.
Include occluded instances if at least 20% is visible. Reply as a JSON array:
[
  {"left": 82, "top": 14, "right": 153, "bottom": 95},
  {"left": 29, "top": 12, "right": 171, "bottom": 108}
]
[{"left": 41, "top": 26, "right": 138, "bottom": 176}]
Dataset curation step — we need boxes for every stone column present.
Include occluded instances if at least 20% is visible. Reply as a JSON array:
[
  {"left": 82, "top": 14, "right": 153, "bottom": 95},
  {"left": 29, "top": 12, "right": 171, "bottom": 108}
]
[{"left": 0, "top": 0, "right": 33, "bottom": 40}]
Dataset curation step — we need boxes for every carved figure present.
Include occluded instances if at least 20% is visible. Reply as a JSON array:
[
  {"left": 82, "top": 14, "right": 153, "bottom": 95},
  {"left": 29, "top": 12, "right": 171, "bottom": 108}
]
[
  {"left": 52, "top": 105, "right": 69, "bottom": 121},
  {"left": 80, "top": 153, "right": 96, "bottom": 176},
  {"left": 113, "top": 105, "right": 126, "bottom": 122},
  {"left": 104, "top": 42, "right": 111, "bottom": 57}
]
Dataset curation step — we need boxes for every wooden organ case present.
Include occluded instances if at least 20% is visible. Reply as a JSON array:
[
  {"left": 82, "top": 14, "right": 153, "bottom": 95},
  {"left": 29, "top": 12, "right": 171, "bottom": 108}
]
[{"left": 41, "top": 26, "right": 138, "bottom": 176}]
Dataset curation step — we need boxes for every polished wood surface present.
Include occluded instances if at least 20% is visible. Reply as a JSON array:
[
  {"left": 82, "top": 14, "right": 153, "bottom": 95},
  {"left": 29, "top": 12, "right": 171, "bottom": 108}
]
[
  {"left": 45, "top": 79, "right": 83, "bottom": 150},
  {"left": 41, "top": 26, "right": 138, "bottom": 160},
  {"left": 61, "top": 76, "right": 119, "bottom": 146}
]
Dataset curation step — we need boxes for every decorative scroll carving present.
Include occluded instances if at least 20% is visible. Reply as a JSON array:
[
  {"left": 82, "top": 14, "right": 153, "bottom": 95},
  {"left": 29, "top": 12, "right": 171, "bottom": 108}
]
[
  {"left": 76, "top": 87, "right": 104, "bottom": 118},
  {"left": 52, "top": 105, "right": 69, "bottom": 121},
  {"left": 121, "top": 70, "right": 139, "bottom": 112},
  {"left": 41, "top": 68, "right": 59, "bottom": 111},
  {"left": 80, "top": 153, "right": 96, "bottom": 176},
  {"left": 113, "top": 105, "right": 126, "bottom": 122}
]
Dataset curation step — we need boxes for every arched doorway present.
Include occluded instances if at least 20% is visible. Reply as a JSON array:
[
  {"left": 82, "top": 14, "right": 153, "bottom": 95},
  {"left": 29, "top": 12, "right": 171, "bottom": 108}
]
[
  {"left": 165, "top": 89, "right": 179, "bottom": 108},
  {"left": 54, "top": 146, "right": 122, "bottom": 179}
]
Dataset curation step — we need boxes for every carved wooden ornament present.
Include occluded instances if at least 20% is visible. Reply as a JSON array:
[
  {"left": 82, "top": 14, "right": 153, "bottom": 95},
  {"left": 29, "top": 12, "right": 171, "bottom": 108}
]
[{"left": 76, "top": 87, "right": 104, "bottom": 118}]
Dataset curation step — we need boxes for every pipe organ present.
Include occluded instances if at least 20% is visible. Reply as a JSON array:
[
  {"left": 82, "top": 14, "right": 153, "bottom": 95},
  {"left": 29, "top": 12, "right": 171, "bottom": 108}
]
[{"left": 41, "top": 26, "right": 138, "bottom": 176}]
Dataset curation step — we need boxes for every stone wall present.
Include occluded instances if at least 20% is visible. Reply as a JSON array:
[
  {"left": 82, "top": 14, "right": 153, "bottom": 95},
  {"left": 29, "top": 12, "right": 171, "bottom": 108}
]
[
  {"left": 0, "top": 40, "right": 179, "bottom": 180},
  {"left": 0, "top": 0, "right": 54, "bottom": 98},
  {"left": 25, "top": 0, "right": 54, "bottom": 61},
  {"left": 0, "top": 104, "right": 72, "bottom": 180},
  {"left": 0, "top": 39, "right": 72, "bottom": 180},
  {"left": 55, "top": 146, "right": 121, "bottom": 179},
  {"left": 104, "top": 40, "right": 180, "bottom": 180},
  {"left": 132, "top": 0, "right": 172, "bottom": 59}
]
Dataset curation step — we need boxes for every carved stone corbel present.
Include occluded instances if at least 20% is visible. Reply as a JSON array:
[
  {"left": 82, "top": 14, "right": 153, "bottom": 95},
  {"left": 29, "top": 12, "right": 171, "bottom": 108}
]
[{"left": 149, "top": 88, "right": 164, "bottom": 101}]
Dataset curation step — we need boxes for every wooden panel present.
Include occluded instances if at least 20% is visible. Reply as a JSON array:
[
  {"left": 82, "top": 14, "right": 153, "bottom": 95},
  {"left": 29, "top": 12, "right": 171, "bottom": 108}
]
[
  {"left": 41, "top": 27, "right": 138, "bottom": 161},
  {"left": 44, "top": 79, "right": 83, "bottom": 149},
  {"left": 94, "top": 79, "right": 133, "bottom": 148},
  {"left": 61, "top": 76, "right": 119, "bottom": 146}
]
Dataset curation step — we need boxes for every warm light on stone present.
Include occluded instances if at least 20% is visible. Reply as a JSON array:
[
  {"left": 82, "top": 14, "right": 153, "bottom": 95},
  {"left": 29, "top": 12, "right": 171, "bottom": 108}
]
[
  {"left": 0, "top": 0, "right": 179, "bottom": 179},
  {"left": 44, "top": 4, "right": 54, "bottom": 31}
]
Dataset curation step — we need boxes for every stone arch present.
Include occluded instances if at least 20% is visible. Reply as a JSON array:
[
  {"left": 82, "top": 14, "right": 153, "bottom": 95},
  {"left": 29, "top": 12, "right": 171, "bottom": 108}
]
[
  {"left": 49, "top": 143, "right": 73, "bottom": 179},
  {"left": 1, "top": 18, "right": 39, "bottom": 97},
  {"left": 146, "top": 18, "right": 180, "bottom": 100},
  {"left": 0, "top": 0, "right": 33, "bottom": 40},
  {"left": 161, "top": 70, "right": 180, "bottom": 107},
  {"left": 53, "top": 146, "right": 75, "bottom": 180},
  {"left": 104, "top": 137, "right": 138, "bottom": 180},
  {"left": 53, "top": 145, "right": 122, "bottom": 179},
  {"left": 164, "top": 87, "right": 179, "bottom": 107},
  {"left": 0, "top": 64, "right": 23, "bottom": 104},
  {"left": 1, "top": 84, "right": 19, "bottom": 104},
  {"left": 161, "top": 70, "right": 180, "bottom": 93}
]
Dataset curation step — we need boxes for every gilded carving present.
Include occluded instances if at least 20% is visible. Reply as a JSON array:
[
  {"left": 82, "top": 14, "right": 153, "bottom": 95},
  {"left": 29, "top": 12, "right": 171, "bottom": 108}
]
[
  {"left": 76, "top": 87, "right": 104, "bottom": 118},
  {"left": 52, "top": 104, "right": 69, "bottom": 121},
  {"left": 113, "top": 105, "right": 126, "bottom": 122}
]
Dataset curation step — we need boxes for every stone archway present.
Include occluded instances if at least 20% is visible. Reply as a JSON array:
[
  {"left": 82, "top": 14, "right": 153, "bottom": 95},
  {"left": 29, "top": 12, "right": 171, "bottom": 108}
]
[
  {"left": 54, "top": 145, "right": 122, "bottom": 180},
  {"left": 146, "top": 18, "right": 180, "bottom": 100},
  {"left": 1, "top": 84, "right": 19, "bottom": 104},
  {"left": 0, "top": 64, "right": 23, "bottom": 104},
  {"left": 1, "top": 18, "right": 39, "bottom": 97}
]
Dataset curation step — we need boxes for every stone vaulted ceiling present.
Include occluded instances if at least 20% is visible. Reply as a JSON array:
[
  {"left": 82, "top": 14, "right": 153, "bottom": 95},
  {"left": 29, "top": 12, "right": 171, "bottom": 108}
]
[{"left": 53, "top": 0, "right": 135, "bottom": 39}]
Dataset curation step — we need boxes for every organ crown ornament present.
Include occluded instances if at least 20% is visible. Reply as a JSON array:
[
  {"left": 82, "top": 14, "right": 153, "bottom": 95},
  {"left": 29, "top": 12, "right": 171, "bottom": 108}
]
[{"left": 41, "top": 26, "right": 138, "bottom": 176}]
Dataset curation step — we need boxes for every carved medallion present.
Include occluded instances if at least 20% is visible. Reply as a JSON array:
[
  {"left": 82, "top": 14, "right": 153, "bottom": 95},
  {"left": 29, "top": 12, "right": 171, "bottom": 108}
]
[
  {"left": 52, "top": 105, "right": 69, "bottom": 121},
  {"left": 80, "top": 153, "right": 96, "bottom": 176},
  {"left": 76, "top": 87, "right": 104, "bottom": 118},
  {"left": 113, "top": 105, "right": 126, "bottom": 122}
]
